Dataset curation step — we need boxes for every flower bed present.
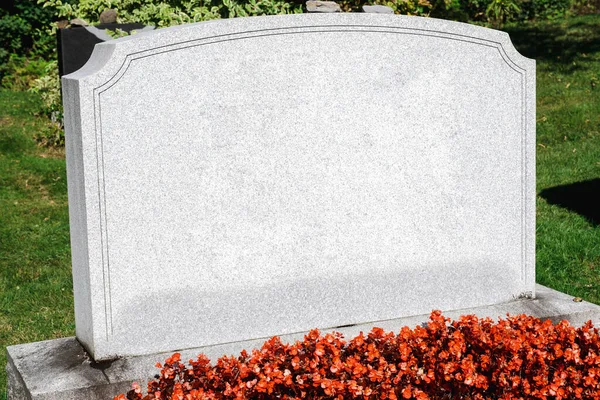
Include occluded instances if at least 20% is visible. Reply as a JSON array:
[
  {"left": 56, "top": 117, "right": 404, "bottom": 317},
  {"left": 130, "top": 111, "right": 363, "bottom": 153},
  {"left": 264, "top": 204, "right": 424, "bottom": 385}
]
[{"left": 114, "top": 311, "right": 600, "bottom": 399}]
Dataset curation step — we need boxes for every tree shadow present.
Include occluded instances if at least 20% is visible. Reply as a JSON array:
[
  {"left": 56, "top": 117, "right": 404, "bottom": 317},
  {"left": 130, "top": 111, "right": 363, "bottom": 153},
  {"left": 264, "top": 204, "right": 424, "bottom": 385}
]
[
  {"left": 502, "top": 17, "right": 600, "bottom": 72},
  {"left": 539, "top": 179, "right": 600, "bottom": 226}
]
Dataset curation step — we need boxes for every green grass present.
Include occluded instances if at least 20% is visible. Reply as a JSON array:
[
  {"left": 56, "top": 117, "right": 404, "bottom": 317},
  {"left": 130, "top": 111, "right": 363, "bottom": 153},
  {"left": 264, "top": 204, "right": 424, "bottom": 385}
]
[
  {"left": 505, "top": 14, "right": 600, "bottom": 300},
  {"left": 0, "top": 90, "right": 74, "bottom": 400},
  {"left": 0, "top": 13, "right": 599, "bottom": 400}
]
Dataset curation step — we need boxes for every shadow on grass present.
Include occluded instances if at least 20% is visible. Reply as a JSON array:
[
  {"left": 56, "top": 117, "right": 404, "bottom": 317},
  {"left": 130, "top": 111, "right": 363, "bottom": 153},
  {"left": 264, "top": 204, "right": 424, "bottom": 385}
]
[
  {"left": 503, "top": 16, "right": 600, "bottom": 72},
  {"left": 540, "top": 178, "right": 600, "bottom": 226},
  {"left": 0, "top": 129, "right": 33, "bottom": 155}
]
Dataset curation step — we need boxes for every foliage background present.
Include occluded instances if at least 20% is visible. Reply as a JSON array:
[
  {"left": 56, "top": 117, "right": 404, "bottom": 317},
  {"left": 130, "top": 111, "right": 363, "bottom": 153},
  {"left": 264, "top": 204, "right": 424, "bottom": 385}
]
[
  {"left": 1, "top": 0, "right": 598, "bottom": 89},
  {"left": 0, "top": 0, "right": 596, "bottom": 141}
]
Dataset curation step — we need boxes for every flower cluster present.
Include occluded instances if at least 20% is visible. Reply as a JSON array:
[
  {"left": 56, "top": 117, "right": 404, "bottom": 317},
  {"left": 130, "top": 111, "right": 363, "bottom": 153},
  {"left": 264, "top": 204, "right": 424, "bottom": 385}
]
[{"left": 114, "top": 311, "right": 600, "bottom": 399}]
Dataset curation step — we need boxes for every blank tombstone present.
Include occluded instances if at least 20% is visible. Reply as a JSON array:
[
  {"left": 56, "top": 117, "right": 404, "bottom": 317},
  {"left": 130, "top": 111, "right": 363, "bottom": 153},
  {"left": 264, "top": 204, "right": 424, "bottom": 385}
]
[{"left": 61, "top": 13, "right": 536, "bottom": 361}]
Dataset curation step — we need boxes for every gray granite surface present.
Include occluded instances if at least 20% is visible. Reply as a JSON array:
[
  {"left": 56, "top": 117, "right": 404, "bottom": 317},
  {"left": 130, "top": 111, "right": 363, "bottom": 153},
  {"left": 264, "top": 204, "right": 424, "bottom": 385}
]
[
  {"left": 60, "top": 13, "right": 535, "bottom": 361},
  {"left": 306, "top": 1, "right": 342, "bottom": 12},
  {"left": 362, "top": 5, "right": 394, "bottom": 13}
]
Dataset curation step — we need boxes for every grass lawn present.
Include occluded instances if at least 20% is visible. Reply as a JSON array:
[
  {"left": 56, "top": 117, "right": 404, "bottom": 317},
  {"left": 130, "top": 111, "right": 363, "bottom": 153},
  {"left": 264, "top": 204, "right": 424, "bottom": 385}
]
[
  {"left": 0, "top": 91, "right": 74, "bottom": 399},
  {"left": 1, "top": 13, "right": 599, "bottom": 400},
  {"left": 504, "top": 14, "right": 600, "bottom": 299}
]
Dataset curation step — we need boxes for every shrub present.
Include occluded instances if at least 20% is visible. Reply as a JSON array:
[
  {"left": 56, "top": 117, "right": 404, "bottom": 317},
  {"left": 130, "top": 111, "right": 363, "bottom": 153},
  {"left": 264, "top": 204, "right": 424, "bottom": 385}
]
[
  {"left": 0, "top": 54, "right": 50, "bottom": 91},
  {"left": 0, "top": 0, "right": 58, "bottom": 83},
  {"left": 29, "top": 60, "right": 61, "bottom": 120},
  {"left": 570, "top": 0, "right": 599, "bottom": 15},
  {"left": 486, "top": 0, "right": 521, "bottom": 28},
  {"left": 29, "top": 60, "right": 65, "bottom": 147},
  {"left": 519, "top": 0, "right": 573, "bottom": 20},
  {"left": 114, "top": 311, "right": 600, "bottom": 399},
  {"left": 39, "top": 0, "right": 302, "bottom": 27}
]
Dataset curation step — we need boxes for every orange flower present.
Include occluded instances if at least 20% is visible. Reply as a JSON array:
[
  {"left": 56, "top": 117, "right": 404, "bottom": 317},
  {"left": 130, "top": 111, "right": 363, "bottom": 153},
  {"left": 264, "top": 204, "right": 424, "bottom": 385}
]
[{"left": 112, "top": 312, "right": 600, "bottom": 400}]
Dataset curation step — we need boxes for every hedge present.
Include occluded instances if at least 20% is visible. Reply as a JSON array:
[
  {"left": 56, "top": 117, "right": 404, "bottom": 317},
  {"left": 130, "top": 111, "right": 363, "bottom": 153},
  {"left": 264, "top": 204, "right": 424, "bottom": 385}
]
[{"left": 115, "top": 311, "right": 600, "bottom": 399}]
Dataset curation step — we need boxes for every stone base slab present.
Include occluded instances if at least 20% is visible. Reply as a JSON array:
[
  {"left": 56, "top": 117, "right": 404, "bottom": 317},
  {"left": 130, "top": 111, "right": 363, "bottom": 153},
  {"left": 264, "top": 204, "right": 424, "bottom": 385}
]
[{"left": 7, "top": 285, "right": 600, "bottom": 399}]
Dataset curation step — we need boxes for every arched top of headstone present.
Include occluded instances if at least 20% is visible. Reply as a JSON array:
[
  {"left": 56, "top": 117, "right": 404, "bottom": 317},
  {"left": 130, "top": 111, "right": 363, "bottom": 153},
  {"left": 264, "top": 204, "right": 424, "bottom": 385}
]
[{"left": 65, "top": 13, "right": 533, "bottom": 87}]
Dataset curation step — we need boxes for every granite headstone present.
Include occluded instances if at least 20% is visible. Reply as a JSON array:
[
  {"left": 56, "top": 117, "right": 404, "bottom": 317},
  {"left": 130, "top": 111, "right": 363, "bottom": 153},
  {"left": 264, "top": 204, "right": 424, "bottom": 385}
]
[{"left": 61, "top": 13, "right": 536, "bottom": 361}]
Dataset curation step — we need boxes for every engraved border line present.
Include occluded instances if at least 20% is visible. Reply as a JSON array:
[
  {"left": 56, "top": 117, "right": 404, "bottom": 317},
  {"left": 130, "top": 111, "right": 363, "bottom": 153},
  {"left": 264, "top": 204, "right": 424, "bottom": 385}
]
[{"left": 92, "top": 25, "right": 528, "bottom": 339}]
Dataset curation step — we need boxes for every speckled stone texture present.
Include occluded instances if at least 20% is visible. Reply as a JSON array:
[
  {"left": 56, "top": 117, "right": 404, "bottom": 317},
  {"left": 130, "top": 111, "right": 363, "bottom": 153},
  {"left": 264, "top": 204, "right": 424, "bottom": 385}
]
[
  {"left": 306, "top": 1, "right": 342, "bottom": 12},
  {"left": 362, "top": 5, "right": 394, "bottom": 13},
  {"left": 61, "top": 14, "right": 536, "bottom": 361}
]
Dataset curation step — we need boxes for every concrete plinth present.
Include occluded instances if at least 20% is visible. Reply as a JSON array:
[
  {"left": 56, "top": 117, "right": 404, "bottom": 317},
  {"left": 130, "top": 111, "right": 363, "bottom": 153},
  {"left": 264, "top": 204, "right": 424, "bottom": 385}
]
[{"left": 7, "top": 285, "right": 600, "bottom": 400}]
